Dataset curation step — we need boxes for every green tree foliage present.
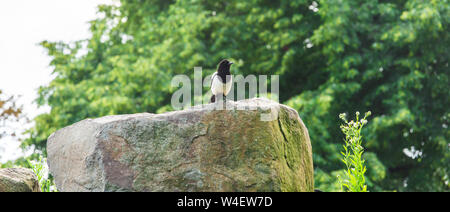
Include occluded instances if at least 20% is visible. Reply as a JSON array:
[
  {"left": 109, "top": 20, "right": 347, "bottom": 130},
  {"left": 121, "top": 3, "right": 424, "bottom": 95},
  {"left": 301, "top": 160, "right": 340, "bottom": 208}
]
[
  {"left": 287, "top": 0, "right": 449, "bottom": 191},
  {"left": 24, "top": 0, "right": 449, "bottom": 191}
]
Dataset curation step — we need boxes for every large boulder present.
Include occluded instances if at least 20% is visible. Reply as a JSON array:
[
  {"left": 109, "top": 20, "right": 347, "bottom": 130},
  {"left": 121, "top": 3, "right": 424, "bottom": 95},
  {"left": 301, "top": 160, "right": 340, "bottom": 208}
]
[
  {"left": 47, "top": 98, "right": 313, "bottom": 192},
  {"left": 0, "top": 168, "right": 40, "bottom": 192}
]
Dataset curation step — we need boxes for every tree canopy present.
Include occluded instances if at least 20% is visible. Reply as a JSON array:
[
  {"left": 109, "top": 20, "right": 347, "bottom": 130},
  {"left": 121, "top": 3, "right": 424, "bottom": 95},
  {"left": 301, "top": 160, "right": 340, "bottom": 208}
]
[{"left": 22, "top": 0, "right": 449, "bottom": 191}]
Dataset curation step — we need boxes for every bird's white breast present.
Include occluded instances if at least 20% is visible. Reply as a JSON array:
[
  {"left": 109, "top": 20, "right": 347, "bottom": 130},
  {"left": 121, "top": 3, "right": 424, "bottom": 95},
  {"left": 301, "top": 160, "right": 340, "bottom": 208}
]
[{"left": 211, "top": 73, "right": 232, "bottom": 96}]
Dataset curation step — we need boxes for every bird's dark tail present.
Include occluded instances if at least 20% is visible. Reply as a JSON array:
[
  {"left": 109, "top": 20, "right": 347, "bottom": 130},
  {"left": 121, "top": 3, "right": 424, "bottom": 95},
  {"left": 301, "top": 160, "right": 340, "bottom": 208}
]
[{"left": 210, "top": 95, "right": 216, "bottom": 103}]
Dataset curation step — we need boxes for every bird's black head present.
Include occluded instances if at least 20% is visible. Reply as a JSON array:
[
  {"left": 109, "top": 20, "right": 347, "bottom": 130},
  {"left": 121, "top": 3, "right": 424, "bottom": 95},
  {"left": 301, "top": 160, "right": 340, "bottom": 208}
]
[{"left": 217, "top": 59, "right": 233, "bottom": 75}]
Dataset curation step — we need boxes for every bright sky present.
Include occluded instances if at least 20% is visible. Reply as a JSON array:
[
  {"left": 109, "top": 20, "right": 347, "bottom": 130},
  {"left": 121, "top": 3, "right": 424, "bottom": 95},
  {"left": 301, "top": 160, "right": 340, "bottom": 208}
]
[{"left": 0, "top": 0, "right": 112, "bottom": 163}]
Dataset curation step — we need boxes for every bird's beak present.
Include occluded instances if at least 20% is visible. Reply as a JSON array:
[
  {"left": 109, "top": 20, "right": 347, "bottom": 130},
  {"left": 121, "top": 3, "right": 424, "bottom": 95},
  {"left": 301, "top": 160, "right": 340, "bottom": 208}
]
[{"left": 229, "top": 62, "right": 233, "bottom": 65}]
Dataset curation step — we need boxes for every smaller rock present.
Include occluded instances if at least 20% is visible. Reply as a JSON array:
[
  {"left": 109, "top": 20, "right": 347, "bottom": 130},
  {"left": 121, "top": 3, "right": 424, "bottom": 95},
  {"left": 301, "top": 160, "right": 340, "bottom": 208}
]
[{"left": 0, "top": 168, "right": 41, "bottom": 192}]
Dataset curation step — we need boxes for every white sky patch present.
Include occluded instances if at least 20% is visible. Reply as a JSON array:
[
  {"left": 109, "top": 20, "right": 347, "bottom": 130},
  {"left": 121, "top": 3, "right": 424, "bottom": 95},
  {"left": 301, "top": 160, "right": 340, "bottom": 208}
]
[
  {"left": 308, "top": 1, "right": 319, "bottom": 13},
  {"left": 0, "top": 0, "right": 113, "bottom": 163},
  {"left": 403, "top": 146, "right": 422, "bottom": 159},
  {"left": 304, "top": 38, "right": 313, "bottom": 49}
]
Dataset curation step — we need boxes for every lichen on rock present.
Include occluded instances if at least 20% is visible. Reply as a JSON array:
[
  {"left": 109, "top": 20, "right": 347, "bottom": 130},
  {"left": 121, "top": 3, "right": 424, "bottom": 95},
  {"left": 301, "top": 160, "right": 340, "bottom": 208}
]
[
  {"left": 47, "top": 98, "right": 313, "bottom": 192},
  {"left": 0, "top": 168, "right": 41, "bottom": 192}
]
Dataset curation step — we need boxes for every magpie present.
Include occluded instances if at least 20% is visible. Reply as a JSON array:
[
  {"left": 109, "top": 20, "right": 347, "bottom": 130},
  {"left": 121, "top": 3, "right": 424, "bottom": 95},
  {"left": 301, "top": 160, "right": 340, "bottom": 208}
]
[{"left": 210, "top": 59, "right": 233, "bottom": 103}]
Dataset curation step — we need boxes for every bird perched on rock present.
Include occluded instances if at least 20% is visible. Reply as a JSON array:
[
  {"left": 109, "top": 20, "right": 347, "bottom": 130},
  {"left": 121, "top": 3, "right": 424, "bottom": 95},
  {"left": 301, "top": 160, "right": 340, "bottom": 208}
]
[{"left": 210, "top": 59, "right": 233, "bottom": 103}]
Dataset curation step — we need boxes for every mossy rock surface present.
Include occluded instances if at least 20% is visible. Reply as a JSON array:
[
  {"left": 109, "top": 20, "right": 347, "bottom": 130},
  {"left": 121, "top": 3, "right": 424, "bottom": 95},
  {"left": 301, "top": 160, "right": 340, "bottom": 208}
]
[
  {"left": 47, "top": 98, "right": 313, "bottom": 191},
  {"left": 0, "top": 168, "right": 41, "bottom": 192}
]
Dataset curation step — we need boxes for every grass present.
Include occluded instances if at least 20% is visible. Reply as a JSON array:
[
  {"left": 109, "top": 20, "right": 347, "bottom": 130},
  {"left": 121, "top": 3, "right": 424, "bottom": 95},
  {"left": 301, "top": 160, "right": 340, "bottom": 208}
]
[
  {"left": 28, "top": 156, "right": 57, "bottom": 192},
  {"left": 337, "top": 111, "right": 371, "bottom": 192}
]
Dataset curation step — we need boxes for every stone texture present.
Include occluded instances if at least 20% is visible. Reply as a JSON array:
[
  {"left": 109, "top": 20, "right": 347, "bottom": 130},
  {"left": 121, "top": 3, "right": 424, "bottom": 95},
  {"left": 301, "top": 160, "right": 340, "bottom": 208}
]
[
  {"left": 47, "top": 98, "right": 313, "bottom": 192},
  {"left": 0, "top": 168, "right": 41, "bottom": 192}
]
